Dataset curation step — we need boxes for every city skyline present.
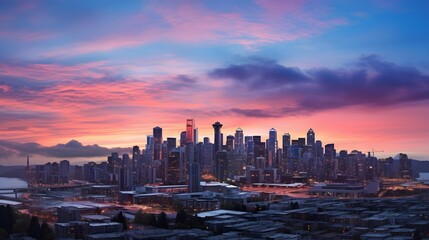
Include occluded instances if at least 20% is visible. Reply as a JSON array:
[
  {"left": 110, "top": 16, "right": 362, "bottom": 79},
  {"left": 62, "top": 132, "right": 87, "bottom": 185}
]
[
  {"left": 0, "top": 122, "right": 421, "bottom": 165},
  {"left": 1, "top": 0, "right": 429, "bottom": 164}
]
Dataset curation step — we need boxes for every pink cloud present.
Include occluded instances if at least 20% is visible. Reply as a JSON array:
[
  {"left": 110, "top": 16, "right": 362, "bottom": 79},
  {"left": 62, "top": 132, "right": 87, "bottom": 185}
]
[
  {"left": 0, "top": 61, "right": 108, "bottom": 81},
  {"left": 0, "top": 84, "right": 10, "bottom": 92},
  {"left": 255, "top": 0, "right": 307, "bottom": 16},
  {"left": 42, "top": 1, "right": 347, "bottom": 57}
]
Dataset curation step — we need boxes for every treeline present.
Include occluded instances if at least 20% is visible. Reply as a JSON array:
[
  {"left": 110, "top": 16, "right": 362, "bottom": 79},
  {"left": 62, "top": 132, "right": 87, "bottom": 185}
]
[
  {"left": 133, "top": 210, "right": 169, "bottom": 229},
  {"left": 0, "top": 205, "right": 54, "bottom": 240},
  {"left": 132, "top": 209, "right": 204, "bottom": 229}
]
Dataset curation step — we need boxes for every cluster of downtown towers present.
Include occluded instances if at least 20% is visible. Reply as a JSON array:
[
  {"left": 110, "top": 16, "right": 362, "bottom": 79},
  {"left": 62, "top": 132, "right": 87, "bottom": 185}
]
[{"left": 102, "top": 119, "right": 401, "bottom": 192}]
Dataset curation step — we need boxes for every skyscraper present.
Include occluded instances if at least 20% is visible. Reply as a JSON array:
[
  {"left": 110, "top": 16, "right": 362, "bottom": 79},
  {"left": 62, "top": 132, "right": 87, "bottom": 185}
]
[
  {"left": 253, "top": 136, "right": 265, "bottom": 160},
  {"left": 180, "top": 131, "right": 186, "bottom": 147},
  {"left": 282, "top": 133, "right": 291, "bottom": 149},
  {"left": 166, "top": 138, "right": 176, "bottom": 153},
  {"left": 120, "top": 153, "right": 133, "bottom": 191},
  {"left": 212, "top": 121, "right": 223, "bottom": 153},
  {"left": 324, "top": 143, "right": 336, "bottom": 180},
  {"left": 133, "top": 145, "right": 142, "bottom": 184},
  {"left": 307, "top": 128, "right": 315, "bottom": 146},
  {"left": 153, "top": 126, "right": 163, "bottom": 160},
  {"left": 59, "top": 160, "right": 70, "bottom": 184},
  {"left": 186, "top": 119, "right": 194, "bottom": 144},
  {"left": 167, "top": 150, "right": 181, "bottom": 184},
  {"left": 399, "top": 153, "right": 411, "bottom": 179},
  {"left": 201, "top": 140, "right": 214, "bottom": 173},
  {"left": 234, "top": 128, "right": 244, "bottom": 154},
  {"left": 245, "top": 136, "right": 254, "bottom": 165},
  {"left": 132, "top": 145, "right": 140, "bottom": 172},
  {"left": 194, "top": 128, "right": 199, "bottom": 144},
  {"left": 215, "top": 150, "right": 228, "bottom": 182},
  {"left": 226, "top": 135, "right": 234, "bottom": 152},
  {"left": 189, "top": 162, "right": 201, "bottom": 192},
  {"left": 185, "top": 118, "right": 199, "bottom": 192},
  {"left": 268, "top": 128, "right": 278, "bottom": 167}
]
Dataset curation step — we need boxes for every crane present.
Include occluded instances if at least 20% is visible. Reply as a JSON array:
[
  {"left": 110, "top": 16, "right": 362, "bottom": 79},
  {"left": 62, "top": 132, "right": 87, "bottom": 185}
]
[{"left": 369, "top": 149, "right": 384, "bottom": 158}]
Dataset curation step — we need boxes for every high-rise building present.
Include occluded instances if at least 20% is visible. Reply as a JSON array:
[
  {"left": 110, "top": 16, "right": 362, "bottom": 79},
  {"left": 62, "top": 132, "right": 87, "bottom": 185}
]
[
  {"left": 399, "top": 153, "right": 411, "bottom": 179},
  {"left": 133, "top": 146, "right": 143, "bottom": 185},
  {"left": 180, "top": 131, "right": 186, "bottom": 147},
  {"left": 245, "top": 136, "right": 254, "bottom": 165},
  {"left": 167, "top": 150, "right": 181, "bottom": 184},
  {"left": 307, "top": 128, "right": 315, "bottom": 146},
  {"left": 132, "top": 145, "right": 140, "bottom": 169},
  {"left": 57, "top": 206, "right": 80, "bottom": 223},
  {"left": 201, "top": 140, "right": 214, "bottom": 173},
  {"left": 153, "top": 126, "right": 163, "bottom": 160},
  {"left": 268, "top": 128, "right": 278, "bottom": 168},
  {"left": 365, "top": 153, "right": 378, "bottom": 181},
  {"left": 59, "top": 160, "right": 70, "bottom": 184},
  {"left": 253, "top": 136, "right": 266, "bottom": 161},
  {"left": 379, "top": 157, "right": 394, "bottom": 178},
  {"left": 234, "top": 128, "right": 244, "bottom": 154},
  {"left": 324, "top": 144, "right": 336, "bottom": 180},
  {"left": 282, "top": 133, "right": 291, "bottom": 149},
  {"left": 226, "top": 135, "right": 234, "bottom": 152},
  {"left": 281, "top": 133, "right": 291, "bottom": 174},
  {"left": 297, "top": 138, "right": 306, "bottom": 147},
  {"left": 215, "top": 150, "right": 228, "bottom": 182},
  {"left": 194, "top": 128, "right": 199, "bottom": 144},
  {"left": 188, "top": 162, "right": 201, "bottom": 192},
  {"left": 212, "top": 121, "right": 223, "bottom": 153},
  {"left": 167, "top": 138, "right": 176, "bottom": 153},
  {"left": 338, "top": 150, "right": 348, "bottom": 174},
  {"left": 348, "top": 150, "right": 366, "bottom": 181},
  {"left": 120, "top": 153, "right": 133, "bottom": 191},
  {"left": 324, "top": 144, "right": 336, "bottom": 160},
  {"left": 186, "top": 119, "right": 194, "bottom": 144}
]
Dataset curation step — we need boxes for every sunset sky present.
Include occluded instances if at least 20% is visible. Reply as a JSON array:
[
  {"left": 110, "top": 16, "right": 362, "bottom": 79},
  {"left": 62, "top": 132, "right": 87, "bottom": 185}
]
[{"left": 1, "top": 0, "right": 429, "bottom": 164}]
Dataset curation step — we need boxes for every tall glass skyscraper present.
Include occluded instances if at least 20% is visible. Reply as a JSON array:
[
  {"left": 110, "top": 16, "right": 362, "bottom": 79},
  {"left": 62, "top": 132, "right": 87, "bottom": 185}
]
[
  {"left": 268, "top": 128, "right": 278, "bottom": 167},
  {"left": 153, "top": 126, "right": 162, "bottom": 160},
  {"left": 186, "top": 119, "right": 194, "bottom": 144},
  {"left": 307, "top": 128, "right": 315, "bottom": 146},
  {"left": 234, "top": 128, "right": 244, "bottom": 154}
]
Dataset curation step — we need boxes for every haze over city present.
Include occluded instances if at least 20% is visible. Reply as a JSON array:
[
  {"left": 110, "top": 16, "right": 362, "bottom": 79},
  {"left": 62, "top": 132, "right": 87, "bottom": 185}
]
[{"left": 1, "top": 0, "right": 429, "bottom": 164}]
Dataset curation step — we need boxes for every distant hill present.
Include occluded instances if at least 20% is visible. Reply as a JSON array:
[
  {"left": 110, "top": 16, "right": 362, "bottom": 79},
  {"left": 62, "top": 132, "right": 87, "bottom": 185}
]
[{"left": 411, "top": 159, "right": 429, "bottom": 178}]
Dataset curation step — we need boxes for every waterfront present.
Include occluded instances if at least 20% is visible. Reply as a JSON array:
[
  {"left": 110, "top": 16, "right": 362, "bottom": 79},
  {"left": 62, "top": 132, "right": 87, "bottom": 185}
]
[{"left": 0, "top": 177, "right": 27, "bottom": 197}]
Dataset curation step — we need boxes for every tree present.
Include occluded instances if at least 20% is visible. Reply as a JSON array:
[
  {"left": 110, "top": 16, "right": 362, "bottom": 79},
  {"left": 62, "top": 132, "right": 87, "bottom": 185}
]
[
  {"left": 5, "top": 205, "right": 15, "bottom": 234},
  {"left": 95, "top": 207, "right": 102, "bottom": 215},
  {"left": 28, "top": 216, "right": 41, "bottom": 240},
  {"left": 13, "top": 210, "right": 31, "bottom": 235},
  {"left": 290, "top": 201, "right": 299, "bottom": 209},
  {"left": 0, "top": 229, "right": 8, "bottom": 239},
  {"left": 40, "top": 221, "right": 54, "bottom": 240},
  {"left": 112, "top": 211, "right": 127, "bottom": 231},
  {"left": 240, "top": 203, "right": 247, "bottom": 212},
  {"left": 157, "top": 212, "right": 168, "bottom": 229},
  {"left": 149, "top": 214, "right": 157, "bottom": 227},
  {"left": 414, "top": 230, "right": 422, "bottom": 240},
  {"left": 134, "top": 209, "right": 145, "bottom": 224},
  {"left": 174, "top": 209, "right": 205, "bottom": 229},
  {"left": 175, "top": 209, "right": 187, "bottom": 228}
]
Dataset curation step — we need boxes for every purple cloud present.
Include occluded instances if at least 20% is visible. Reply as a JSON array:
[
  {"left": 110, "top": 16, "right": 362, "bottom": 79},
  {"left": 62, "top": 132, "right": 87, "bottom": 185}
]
[{"left": 209, "top": 55, "right": 429, "bottom": 117}]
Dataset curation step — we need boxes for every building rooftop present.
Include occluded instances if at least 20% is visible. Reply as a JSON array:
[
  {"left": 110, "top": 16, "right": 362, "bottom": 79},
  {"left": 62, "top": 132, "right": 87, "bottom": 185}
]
[{"left": 197, "top": 209, "right": 247, "bottom": 218}]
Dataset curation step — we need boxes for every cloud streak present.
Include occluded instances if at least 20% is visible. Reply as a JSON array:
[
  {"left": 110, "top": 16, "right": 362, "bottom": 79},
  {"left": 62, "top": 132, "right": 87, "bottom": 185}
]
[{"left": 209, "top": 55, "right": 429, "bottom": 117}]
